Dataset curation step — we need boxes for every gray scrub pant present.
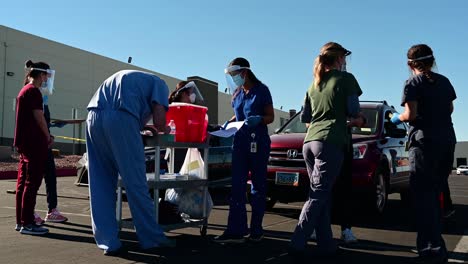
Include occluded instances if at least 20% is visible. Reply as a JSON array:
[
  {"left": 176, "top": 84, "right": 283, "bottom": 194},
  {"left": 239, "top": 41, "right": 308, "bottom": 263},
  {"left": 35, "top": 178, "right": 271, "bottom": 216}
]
[{"left": 290, "top": 140, "right": 344, "bottom": 251}]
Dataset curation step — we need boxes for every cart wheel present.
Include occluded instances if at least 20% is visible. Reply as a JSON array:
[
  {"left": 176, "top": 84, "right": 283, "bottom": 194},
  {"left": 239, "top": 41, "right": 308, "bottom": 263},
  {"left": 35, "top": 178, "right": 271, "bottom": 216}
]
[{"left": 200, "top": 225, "right": 207, "bottom": 237}]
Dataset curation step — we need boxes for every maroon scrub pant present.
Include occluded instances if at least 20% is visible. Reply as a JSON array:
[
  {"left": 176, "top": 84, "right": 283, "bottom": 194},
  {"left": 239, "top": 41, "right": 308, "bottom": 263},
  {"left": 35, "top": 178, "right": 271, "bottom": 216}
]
[{"left": 16, "top": 151, "right": 47, "bottom": 226}]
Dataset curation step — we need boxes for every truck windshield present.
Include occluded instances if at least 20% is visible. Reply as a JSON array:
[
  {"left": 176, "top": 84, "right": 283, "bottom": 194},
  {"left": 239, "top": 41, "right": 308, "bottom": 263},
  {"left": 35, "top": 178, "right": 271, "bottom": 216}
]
[{"left": 277, "top": 108, "right": 379, "bottom": 135}]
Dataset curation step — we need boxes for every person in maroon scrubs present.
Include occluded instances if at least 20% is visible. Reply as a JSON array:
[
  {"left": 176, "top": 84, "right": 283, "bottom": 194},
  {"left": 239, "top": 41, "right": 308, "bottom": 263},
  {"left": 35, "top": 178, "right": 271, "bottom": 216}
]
[{"left": 14, "top": 60, "right": 53, "bottom": 235}]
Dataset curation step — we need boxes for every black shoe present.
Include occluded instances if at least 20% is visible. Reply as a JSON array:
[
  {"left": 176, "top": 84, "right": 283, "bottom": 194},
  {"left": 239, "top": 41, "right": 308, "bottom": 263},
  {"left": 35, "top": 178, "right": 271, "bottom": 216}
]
[
  {"left": 412, "top": 250, "right": 447, "bottom": 264},
  {"left": 103, "top": 247, "right": 126, "bottom": 256},
  {"left": 248, "top": 233, "right": 264, "bottom": 243},
  {"left": 212, "top": 233, "right": 246, "bottom": 244},
  {"left": 287, "top": 247, "right": 305, "bottom": 263}
]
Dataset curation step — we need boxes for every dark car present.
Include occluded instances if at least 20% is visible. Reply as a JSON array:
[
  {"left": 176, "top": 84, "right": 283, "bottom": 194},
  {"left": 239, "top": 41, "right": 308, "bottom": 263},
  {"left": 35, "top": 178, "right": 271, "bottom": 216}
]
[{"left": 266, "top": 101, "right": 411, "bottom": 214}]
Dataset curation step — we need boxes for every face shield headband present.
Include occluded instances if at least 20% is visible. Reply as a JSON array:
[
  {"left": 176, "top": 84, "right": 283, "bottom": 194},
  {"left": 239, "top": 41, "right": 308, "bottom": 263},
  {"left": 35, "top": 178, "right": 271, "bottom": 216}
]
[
  {"left": 224, "top": 65, "right": 250, "bottom": 94},
  {"left": 29, "top": 68, "right": 55, "bottom": 95},
  {"left": 175, "top": 81, "right": 204, "bottom": 104},
  {"left": 407, "top": 54, "right": 433, "bottom": 62}
]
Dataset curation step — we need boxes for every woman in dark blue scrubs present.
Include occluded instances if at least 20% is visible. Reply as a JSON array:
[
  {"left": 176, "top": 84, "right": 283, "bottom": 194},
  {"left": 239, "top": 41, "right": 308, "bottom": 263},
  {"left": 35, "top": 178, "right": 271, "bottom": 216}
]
[
  {"left": 213, "top": 58, "right": 275, "bottom": 243},
  {"left": 391, "top": 44, "right": 456, "bottom": 264}
]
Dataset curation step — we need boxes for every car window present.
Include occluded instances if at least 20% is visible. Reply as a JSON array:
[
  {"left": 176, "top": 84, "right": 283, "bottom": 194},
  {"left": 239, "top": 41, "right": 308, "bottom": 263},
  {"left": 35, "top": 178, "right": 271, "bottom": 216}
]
[
  {"left": 383, "top": 110, "right": 406, "bottom": 136},
  {"left": 278, "top": 113, "right": 307, "bottom": 133},
  {"left": 351, "top": 108, "right": 379, "bottom": 135}
]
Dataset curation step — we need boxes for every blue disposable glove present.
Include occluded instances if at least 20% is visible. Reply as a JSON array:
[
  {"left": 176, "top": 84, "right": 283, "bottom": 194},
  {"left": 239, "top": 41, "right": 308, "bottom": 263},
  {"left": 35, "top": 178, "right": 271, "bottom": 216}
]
[
  {"left": 245, "top": 115, "right": 263, "bottom": 128},
  {"left": 222, "top": 121, "right": 230, "bottom": 130},
  {"left": 391, "top": 113, "right": 402, "bottom": 125},
  {"left": 42, "top": 95, "right": 48, "bottom": 105}
]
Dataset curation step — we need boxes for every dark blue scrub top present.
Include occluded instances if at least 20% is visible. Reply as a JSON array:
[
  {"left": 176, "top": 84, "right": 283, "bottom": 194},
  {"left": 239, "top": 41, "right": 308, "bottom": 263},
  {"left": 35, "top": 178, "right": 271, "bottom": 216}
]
[
  {"left": 401, "top": 72, "right": 457, "bottom": 145},
  {"left": 232, "top": 82, "right": 273, "bottom": 140}
]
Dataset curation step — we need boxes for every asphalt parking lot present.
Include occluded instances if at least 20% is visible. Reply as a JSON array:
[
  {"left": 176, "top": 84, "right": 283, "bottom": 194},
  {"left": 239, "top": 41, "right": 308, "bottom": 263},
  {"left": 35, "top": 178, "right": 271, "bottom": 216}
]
[{"left": 0, "top": 174, "right": 467, "bottom": 264}]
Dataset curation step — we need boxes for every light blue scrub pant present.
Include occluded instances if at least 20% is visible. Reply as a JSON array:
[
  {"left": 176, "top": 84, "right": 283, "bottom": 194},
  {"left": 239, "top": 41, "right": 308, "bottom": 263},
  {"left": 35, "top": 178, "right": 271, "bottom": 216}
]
[{"left": 86, "top": 109, "right": 167, "bottom": 251}]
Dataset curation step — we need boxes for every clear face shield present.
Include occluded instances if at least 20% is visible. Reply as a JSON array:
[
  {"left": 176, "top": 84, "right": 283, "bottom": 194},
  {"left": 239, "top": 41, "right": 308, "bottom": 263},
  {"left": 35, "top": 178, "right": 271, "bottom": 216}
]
[
  {"left": 176, "top": 81, "right": 204, "bottom": 105},
  {"left": 224, "top": 65, "right": 250, "bottom": 94},
  {"left": 31, "top": 68, "right": 55, "bottom": 95}
]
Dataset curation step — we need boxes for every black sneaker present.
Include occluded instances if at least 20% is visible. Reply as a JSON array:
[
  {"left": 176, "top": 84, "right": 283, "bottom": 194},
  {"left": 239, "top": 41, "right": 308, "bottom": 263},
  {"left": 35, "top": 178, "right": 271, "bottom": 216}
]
[
  {"left": 15, "top": 224, "right": 21, "bottom": 231},
  {"left": 287, "top": 247, "right": 305, "bottom": 263},
  {"left": 103, "top": 247, "right": 126, "bottom": 256},
  {"left": 19, "top": 224, "right": 49, "bottom": 235},
  {"left": 213, "top": 233, "right": 246, "bottom": 244},
  {"left": 248, "top": 233, "right": 264, "bottom": 243}
]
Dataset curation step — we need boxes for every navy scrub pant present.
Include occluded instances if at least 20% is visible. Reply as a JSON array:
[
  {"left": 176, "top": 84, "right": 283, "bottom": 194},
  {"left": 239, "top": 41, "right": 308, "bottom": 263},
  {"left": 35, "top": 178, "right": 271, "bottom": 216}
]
[
  {"left": 225, "top": 131, "right": 270, "bottom": 236},
  {"left": 409, "top": 141, "right": 454, "bottom": 255},
  {"left": 44, "top": 148, "right": 58, "bottom": 211},
  {"left": 290, "top": 141, "right": 343, "bottom": 251},
  {"left": 86, "top": 109, "right": 168, "bottom": 251}
]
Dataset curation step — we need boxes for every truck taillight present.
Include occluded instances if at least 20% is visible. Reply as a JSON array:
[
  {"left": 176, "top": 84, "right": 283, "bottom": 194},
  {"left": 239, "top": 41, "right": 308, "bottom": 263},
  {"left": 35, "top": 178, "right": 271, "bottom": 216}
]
[{"left": 353, "top": 144, "right": 367, "bottom": 159}]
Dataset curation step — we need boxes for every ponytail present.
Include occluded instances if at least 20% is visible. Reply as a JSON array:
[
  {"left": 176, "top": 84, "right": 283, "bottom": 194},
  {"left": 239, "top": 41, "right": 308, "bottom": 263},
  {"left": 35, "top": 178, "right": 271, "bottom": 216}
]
[
  {"left": 313, "top": 42, "right": 349, "bottom": 88},
  {"left": 23, "top": 60, "right": 50, "bottom": 85},
  {"left": 313, "top": 55, "right": 326, "bottom": 88}
]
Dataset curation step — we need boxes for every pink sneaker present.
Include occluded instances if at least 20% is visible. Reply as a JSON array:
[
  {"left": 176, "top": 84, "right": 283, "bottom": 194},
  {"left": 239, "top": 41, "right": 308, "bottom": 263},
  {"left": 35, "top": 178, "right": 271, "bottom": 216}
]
[
  {"left": 34, "top": 213, "right": 45, "bottom": 226},
  {"left": 45, "top": 208, "right": 68, "bottom": 223}
]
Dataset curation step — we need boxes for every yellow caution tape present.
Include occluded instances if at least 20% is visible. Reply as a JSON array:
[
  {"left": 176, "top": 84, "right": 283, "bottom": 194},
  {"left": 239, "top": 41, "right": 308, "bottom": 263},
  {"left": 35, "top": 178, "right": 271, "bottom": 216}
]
[{"left": 54, "top": 135, "right": 86, "bottom": 142}]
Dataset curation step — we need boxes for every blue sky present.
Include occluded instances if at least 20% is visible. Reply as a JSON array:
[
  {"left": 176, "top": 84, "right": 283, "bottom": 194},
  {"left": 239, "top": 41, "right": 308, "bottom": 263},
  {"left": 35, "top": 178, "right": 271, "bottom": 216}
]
[{"left": 2, "top": 0, "right": 467, "bottom": 140}]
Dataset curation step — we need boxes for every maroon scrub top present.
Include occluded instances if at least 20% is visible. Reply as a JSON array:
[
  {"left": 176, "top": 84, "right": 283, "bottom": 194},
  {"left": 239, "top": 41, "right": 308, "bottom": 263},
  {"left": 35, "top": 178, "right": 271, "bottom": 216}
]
[{"left": 13, "top": 83, "right": 47, "bottom": 154}]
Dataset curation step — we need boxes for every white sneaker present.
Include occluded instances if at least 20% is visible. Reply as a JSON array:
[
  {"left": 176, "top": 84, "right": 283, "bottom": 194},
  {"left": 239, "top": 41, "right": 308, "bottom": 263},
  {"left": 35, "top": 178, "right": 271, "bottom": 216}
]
[{"left": 341, "top": 228, "right": 358, "bottom": 244}]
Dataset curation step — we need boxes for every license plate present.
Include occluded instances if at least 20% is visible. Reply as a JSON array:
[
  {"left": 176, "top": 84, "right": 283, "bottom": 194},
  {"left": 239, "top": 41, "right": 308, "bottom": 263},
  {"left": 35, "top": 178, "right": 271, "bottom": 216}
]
[{"left": 275, "top": 172, "right": 299, "bottom": 186}]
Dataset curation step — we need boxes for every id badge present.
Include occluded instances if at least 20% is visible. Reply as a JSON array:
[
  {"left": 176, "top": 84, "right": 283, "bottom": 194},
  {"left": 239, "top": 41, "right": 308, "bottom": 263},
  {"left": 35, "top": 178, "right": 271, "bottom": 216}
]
[{"left": 250, "top": 142, "right": 257, "bottom": 153}]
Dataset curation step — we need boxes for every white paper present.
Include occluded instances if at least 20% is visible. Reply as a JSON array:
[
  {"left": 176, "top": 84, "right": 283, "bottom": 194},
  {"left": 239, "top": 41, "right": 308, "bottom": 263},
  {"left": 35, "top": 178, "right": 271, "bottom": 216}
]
[{"left": 209, "top": 121, "right": 245, "bottom": 138}]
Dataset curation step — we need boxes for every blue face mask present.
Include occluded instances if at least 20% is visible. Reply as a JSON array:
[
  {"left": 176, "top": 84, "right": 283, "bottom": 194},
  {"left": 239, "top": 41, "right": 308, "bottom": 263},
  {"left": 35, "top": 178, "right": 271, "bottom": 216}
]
[{"left": 232, "top": 73, "right": 245, "bottom": 87}]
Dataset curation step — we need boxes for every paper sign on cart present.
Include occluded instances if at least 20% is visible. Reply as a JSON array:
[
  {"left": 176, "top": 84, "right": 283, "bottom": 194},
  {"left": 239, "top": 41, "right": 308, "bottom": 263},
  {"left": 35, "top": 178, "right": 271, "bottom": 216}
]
[{"left": 209, "top": 121, "right": 245, "bottom": 138}]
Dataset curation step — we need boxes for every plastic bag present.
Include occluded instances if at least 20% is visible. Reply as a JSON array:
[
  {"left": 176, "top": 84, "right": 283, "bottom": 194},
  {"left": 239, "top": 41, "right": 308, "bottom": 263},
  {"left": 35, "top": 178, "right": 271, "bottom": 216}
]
[
  {"left": 180, "top": 148, "right": 205, "bottom": 179},
  {"left": 177, "top": 187, "right": 213, "bottom": 219},
  {"left": 164, "top": 148, "right": 213, "bottom": 218}
]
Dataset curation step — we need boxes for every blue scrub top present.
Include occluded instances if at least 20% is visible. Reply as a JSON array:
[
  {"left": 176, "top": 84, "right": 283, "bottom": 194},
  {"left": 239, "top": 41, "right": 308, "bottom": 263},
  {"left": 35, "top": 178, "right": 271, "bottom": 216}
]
[
  {"left": 232, "top": 82, "right": 273, "bottom": 138},
  {"left": 87, "top": 70, "right": 169, "bottom": 129}
]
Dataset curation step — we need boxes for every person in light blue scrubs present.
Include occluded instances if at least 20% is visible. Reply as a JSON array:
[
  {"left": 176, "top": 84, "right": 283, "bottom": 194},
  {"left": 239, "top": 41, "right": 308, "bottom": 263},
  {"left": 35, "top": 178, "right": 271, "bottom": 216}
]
[
  {"left": 213, "top": 58, "right": 275, "bottom": 244},
  {"left": 86, "top": 70, "right": 174, "bottom": 255}
]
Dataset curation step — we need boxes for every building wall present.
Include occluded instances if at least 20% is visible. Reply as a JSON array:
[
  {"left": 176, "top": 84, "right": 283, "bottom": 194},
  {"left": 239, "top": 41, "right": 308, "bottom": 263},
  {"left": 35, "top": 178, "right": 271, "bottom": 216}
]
[
  {"left": 454, "top": 141, "right": 468, "bottom": 168},
  {"left": 0, "top": 25, "right": 291, "bottom": 154},
  {"left": 0, "top": 25, "right": 182, "bottom": 153}
]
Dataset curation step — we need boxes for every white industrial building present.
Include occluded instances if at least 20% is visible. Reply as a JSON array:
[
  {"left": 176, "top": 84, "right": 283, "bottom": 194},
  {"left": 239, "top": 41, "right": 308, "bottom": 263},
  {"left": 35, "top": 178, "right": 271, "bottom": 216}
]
[{"left": 0, "top": 25, "right": 290, "bottom": 154}]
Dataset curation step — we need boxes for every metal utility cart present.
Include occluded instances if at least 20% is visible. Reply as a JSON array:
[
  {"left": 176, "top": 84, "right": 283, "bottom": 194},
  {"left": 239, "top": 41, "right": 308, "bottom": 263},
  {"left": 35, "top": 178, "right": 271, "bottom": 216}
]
[{"left": 116, "top": 134, "right": 210, "bottom": 236}]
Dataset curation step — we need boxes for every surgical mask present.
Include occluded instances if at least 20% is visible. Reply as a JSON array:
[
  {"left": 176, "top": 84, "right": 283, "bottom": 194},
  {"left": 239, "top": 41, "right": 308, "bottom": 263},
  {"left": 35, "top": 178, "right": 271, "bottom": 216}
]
[
  {"left": 232, "top": 73, "right": 245, "bottom": 87},
  {"left": 189, "top": 93, "right": 196, "bottom": 103}
]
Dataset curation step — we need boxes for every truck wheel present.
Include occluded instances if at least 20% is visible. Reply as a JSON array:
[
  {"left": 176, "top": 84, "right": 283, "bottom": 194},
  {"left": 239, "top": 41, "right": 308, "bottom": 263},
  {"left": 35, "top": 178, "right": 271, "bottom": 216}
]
[{"left": 374, "top": 173, "right": 388, "bottom": 214}]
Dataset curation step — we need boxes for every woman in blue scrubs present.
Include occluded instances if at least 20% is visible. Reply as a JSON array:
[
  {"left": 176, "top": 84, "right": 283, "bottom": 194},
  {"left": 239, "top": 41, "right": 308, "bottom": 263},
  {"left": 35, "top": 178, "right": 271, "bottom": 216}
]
[
  {"left": 86, "top": 70, "right": 174, "bottom": 255},
  {"left": 213, "top": 58, "right": 275, "bottom": 243}
]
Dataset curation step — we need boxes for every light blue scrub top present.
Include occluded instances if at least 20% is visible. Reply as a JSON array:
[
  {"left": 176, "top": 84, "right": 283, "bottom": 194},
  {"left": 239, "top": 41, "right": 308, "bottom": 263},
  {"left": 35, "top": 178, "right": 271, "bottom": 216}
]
[{"left": 87, "top": 70, "right": 169, "bottom": 129}]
